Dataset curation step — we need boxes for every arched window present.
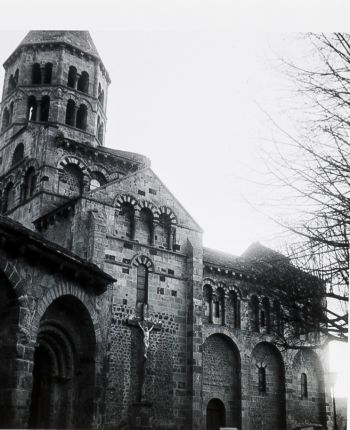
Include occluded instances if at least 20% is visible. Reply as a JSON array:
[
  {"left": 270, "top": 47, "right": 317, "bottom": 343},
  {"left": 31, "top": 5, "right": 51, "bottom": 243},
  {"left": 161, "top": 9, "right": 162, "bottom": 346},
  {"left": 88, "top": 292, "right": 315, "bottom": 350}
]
[
  {"left": 40, "top": 96, "right": 50, "bottom": 122},
  {"left": 117, "top": 202, "right": 135, "bottom": 239},
  {"left": 14, "top": 69, "right": 19, "bottom": 86},
  {"left": 68, "top": 66, "right": 77, "bottom": 88},
  {"left": 32, "top": 63, "right": 41, "bottom": 84},
  {"left": 60, "top": 164, "right": 83, "bottom": 197},
  {"left": 12, "top": 143, "right": 24, "bottom": 166},
  {"left": 97, "top": 122, "right": 104, "bottom": 143},
  {"left": 230, "top": 291, "right": 241, "bottom": 329},
  {"left": 216, "top": 287, "right": 225, "bottom": 325},
  {"left": 65, "top": 99, "right": 76, "bottom": 126},
  {"left": 3, "top": 182, "right": 14, "bottom": 213},
  {"left": 262, "top": 297, "right": 270, "bottom": 333},
  {"left": 23, "top": 167, "right": 36, "bottom": 201},
  {"left": 139, "top": 208, "right": 154, "bottom": 245},
  {"left": 98, "top": 84, "right": 105, "bottom": 106},
  {"left": 43, "top": 63, "right": 53, "bottom": 84},
  {"left": 89, "top": 172, "right": 107, "bottom": 190},
  {"left": 137, "top": 264, "right": 148, "bottom": 305},
  {"left": 250, "top": 295, "right": 259, "bottom": 332},
  {"left": 203, "top": 285, "right": 213, "bottom": 323},
  {"left": 8, "top": 73, "right": 16, "bottom": 94},
  {"left": 273, "top": 300, "right": 283, "bottom": 335},
  {"left": 77, "top": 71, "right": 89, "bottom": 93},
  {"left": 76, "top": 104, "right": 88, "bottom": 130},
  {"left": 9, "top": 102, "right": 14, "bottom": 124},
  {"left": 301, "top": 373, "right": 308, "bottom": 399},
  {"left": 258, "top": 367, "right": 267, "bottom": 393},
  {"left": 27, "top": 96, "right": 37, "bottom": 121},
  {"left": 1, "top": 108, "right": 9, "bottom": 131},
  {"left": 156, "top": 213, "right": 172, "bottom": 249}
]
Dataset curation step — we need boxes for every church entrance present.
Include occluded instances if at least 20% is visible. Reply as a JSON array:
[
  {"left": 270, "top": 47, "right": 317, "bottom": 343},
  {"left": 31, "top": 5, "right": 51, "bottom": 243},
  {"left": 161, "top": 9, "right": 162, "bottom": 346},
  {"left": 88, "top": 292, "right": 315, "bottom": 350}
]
[
  {"left": 206, "top": 398, "right": 226, "bottom": 430},
  {"left": 28, "top": 295, "right": 96, "bottom": 429}
]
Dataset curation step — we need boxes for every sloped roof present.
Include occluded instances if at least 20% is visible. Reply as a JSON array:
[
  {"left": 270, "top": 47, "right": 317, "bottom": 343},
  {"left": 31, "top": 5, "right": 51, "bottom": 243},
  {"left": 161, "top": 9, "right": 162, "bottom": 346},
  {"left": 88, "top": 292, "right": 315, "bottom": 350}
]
[
  {"left": 19, "top": 31, "right": 100, "bottom": 58},
  {"left": 0, "top": 215, "right": 115, "bottom": 292}
]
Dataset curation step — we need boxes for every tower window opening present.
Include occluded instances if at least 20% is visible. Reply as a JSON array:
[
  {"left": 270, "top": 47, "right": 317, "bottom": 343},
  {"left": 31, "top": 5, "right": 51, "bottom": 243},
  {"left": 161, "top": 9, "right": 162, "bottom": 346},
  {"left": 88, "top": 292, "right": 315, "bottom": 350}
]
[
  {"left": 258, "top": 367, "right": 267, "bottom": 393},
  {"left": 1, "top": 108, "right": 10, "bottom": 131},
  {"left": 65, "top": 100, "right": 76, "bottom": 126},
  {"left": 77, "top": 71, "right": 89, "bottom": 93},
  {"left": 9, "top": 102, "right": 14, "bottom": 124},
  {"left": 23, "top": 167, "right": 36, "bottom": 201},
  {"left": 98, "top": 84, "right": 105, "bottom": 106},
  {"left": 27, "top": 96, "right": 37, "bottom": 121},
  {"left": 301, "top": 373, "right": 308, "bottom": 399},
  {"left": 43, "top": 63, "right": 53, "bottom": 84},
  {"left": 3, "top": 182, "right": 14, "bottom": 213},
  {"left": 8, "top": 70, "right": 18, "bottom": 94},
  {"left": 32, "top": 63, "right": 41, "bottom": 85},
  {"left": 76, "top": 104, "right": 88, "bottom": 130},
  {"left": 98, "top": 122, "right": 104, "bottom": 143},
  {"left": 40, "top": 96, "right": 50, "bottom": 122},
  {"left": 12, "top": 143, "right": 24, "bottom": 166},
  {"left": 68, "top": 66, "right": 77, "bottom": 88},
  {"left": 251, "top": 295, "right": 259, "bottom": 332}
]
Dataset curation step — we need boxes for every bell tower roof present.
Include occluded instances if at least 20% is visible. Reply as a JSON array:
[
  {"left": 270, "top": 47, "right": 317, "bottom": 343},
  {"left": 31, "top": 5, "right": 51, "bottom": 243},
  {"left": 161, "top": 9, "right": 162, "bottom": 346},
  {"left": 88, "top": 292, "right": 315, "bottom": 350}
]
[{"left": 19, "top": 30, "right": 101, "bottom": 58}]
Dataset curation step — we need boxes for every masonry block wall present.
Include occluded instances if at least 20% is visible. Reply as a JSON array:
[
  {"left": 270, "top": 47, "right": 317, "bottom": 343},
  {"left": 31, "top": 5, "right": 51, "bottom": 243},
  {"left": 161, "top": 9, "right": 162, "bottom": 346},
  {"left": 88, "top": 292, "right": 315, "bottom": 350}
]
[{"left": 0, "top": 31, "right": 332, "bottom": 430}]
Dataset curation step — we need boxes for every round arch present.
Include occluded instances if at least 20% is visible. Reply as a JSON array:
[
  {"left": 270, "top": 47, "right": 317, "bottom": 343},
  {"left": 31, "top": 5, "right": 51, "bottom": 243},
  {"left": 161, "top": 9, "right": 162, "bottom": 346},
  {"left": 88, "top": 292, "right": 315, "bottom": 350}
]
[
  {"left": 202, "top": 333, "right": 241, "bottom": 429},
  {"left": 249, "top": 341, "right": 286, "bottom": 430},
  {"left": 29, "top": 290, "right": 99, "bottom": 429},
  {"left": 292, "top": 349, "right": 327, "bottom": 426}
]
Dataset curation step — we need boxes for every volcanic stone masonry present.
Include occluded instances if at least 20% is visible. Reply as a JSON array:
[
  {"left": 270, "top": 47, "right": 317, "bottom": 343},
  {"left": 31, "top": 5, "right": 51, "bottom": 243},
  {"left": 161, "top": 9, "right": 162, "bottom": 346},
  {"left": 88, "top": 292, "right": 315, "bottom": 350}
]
[{"left": 0, "top": 31, "right": 334, "bottom": 430}]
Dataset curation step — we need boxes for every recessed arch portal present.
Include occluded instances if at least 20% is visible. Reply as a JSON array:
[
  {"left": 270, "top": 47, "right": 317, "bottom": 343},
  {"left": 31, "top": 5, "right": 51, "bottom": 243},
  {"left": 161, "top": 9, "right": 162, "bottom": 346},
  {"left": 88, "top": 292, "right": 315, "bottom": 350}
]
[
  {"left": 28, "top": 294, "right": 96, "bottom": 429},
  {"left": 202, "top": 334, "right": 241, "bottom": 429},
  {"left": 249, "top": 342, "right": 286, "bottom": 430}
]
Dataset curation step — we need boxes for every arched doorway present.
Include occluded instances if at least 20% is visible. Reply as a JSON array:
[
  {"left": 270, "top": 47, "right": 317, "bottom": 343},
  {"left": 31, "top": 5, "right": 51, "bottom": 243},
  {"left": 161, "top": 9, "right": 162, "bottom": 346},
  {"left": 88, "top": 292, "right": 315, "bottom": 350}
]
[
  {"left": 202, "top": 334, "right": 241, "bottom": 428},
  {"left": 28, "top": 295, "right": 96, "bottom": 429},
  {"left": 206, "top": 398, "right": 225, "bottom": 430}
]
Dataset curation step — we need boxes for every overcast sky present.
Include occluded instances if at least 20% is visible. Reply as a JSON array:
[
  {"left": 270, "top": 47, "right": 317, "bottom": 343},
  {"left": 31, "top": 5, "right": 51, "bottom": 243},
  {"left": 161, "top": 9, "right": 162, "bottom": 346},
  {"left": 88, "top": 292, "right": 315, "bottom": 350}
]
[{"left": 0, "top": 0, "right": 348, "bottom": 397}]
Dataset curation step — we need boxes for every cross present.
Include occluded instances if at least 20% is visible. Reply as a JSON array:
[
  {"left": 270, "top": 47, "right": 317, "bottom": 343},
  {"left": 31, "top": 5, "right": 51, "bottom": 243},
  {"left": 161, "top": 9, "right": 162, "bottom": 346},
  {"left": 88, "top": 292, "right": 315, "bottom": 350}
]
[{"left": 127, "top": 307, "right": 162, "bottom": 402}]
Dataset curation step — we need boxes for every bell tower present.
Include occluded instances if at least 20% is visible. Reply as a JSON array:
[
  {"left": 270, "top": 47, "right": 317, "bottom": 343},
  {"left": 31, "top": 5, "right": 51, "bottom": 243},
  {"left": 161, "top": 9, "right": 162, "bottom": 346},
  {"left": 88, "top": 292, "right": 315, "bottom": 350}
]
[
  {"left": 1, "top": 30, "right": 110, "bottom": 146},
  {"left": 0, "top": 31, "right": 113, "bottom": 228}
]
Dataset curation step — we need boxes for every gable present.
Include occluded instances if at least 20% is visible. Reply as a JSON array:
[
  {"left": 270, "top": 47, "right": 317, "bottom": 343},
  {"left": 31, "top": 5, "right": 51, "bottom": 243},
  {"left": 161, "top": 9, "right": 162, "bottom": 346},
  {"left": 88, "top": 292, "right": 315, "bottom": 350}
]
[{"left": 88, "top": 167, "right": 203, "bottom": 232}]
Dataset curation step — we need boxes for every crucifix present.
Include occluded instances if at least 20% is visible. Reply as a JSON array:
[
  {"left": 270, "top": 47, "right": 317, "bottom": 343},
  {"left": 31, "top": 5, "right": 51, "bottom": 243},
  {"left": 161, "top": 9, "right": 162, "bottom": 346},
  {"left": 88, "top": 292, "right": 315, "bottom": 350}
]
[{"left": 127, "top": 306, "right": 161, "bottom": 403}]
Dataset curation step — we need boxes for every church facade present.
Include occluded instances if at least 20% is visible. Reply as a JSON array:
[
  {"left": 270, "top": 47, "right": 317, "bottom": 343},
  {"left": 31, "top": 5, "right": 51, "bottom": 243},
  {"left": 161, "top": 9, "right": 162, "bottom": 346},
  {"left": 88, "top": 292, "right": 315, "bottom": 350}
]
[{"left": 0, "top": 31, "right": 332, "bottom": 430}]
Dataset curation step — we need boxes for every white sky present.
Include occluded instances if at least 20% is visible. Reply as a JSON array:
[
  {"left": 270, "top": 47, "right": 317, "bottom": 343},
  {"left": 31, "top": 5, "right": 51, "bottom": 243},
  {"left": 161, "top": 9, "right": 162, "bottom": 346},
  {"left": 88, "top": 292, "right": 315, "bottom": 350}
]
[{"left": 0, "top": 0, "right": 348, "bottom": 398}]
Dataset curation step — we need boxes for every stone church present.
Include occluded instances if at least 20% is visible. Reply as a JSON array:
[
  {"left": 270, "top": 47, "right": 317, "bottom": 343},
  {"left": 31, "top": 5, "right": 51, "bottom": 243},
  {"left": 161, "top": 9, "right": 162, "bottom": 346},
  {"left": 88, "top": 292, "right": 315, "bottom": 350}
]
[{"left": 0, "top": 31, "right": 332, "bottom": 430}]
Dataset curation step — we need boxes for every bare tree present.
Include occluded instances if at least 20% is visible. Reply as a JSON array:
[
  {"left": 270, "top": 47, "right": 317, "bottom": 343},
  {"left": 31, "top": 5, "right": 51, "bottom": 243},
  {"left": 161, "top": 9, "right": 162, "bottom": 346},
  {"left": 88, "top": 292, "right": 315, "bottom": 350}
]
[{"left": 259, "top": 33, "right": 349, "bottom": 347}]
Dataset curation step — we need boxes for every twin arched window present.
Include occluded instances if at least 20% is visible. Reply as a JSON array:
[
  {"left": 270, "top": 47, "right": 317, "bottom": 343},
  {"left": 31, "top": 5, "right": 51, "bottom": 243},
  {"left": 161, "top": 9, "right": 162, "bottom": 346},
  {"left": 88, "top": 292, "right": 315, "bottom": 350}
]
[
  {"left": 27, "top": 96, "right": 50, "bottom": 122},
  {"left": 32, "top": 63, "right": 53, "bottom": 85},
  {"left": 68, "top": 67, "right": 89, "bottom": 94},
  {"left": 65, "top": 100, "right": 88, "bottom": 131}
]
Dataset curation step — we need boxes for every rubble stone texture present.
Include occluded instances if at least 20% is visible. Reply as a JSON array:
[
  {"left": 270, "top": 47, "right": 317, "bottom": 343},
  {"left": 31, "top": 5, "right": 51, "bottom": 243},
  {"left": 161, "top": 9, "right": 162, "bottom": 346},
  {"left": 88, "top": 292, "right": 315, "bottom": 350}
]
[{"left": 0, "top": 31, "right": 333, "bottom": 430}]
